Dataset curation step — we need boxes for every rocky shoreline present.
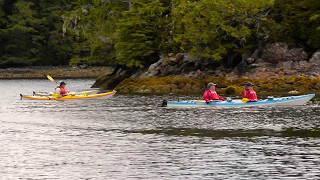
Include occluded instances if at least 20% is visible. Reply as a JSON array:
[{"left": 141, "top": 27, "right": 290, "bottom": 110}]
[
  {"left": 92, "top": 42, "right": 320, "bottom": 95},
  {"left": 137, "top": 43, "right": 320, "bottom": 79},
  {"left": 0, "top": 66, "right": 112, "bottom": 79},
  {"left": 2, "top": 42, "right": 320, "bottom": 96},
  {"left": 114, "top": 76, "right": 320, "bottom": 96}
]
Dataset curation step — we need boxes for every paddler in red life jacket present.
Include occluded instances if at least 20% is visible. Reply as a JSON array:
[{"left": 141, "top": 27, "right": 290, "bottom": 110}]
[
  {"left": 56, "top": 81, "right": 68, "bottom": 96},
  {"left": 203, "top": 82, "right": 226, "bottom": 103},
  {"left": 242, "top": 82, "right": 258, "bottom": 102}
]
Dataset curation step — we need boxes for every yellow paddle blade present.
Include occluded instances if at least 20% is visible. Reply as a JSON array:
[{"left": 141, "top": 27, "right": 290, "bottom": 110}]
[
  {"left": 47, "top": 75, "right": 55, "bottom": 82},
  {"left": 196, "top": 100, "right": 206, "bottom": 104},
  {"left": 242, "top": 98, "right": 249, "bottom": 103}
]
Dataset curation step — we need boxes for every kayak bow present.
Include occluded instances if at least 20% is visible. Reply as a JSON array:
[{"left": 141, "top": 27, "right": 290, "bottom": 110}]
[
  {"left": 21, "top": 90, "right": 116, "bottom": 100},
  {"left": 164, "top": 94, "right": 315, "bottom": 107}
]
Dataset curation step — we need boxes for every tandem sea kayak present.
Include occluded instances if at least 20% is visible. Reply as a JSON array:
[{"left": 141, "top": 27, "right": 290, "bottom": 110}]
[
  {"left": 163, "top": 94, "right": 315, "bottom": 107},
  {"left": 20, "top": 90, "right": 116, "bottom": 100}
]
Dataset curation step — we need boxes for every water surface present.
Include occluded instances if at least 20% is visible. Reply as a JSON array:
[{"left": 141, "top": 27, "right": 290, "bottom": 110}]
[{"left": 0, "top": 79, "right": 319, "bottom": 179}]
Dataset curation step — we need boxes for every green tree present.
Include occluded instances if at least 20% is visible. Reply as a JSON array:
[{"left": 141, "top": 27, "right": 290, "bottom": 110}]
[
  {"left": 0, "top": 0, "right": 43, "bottom": 66},
  {"left": 62, "top": 0, "right": 128, "bottom": 66},
  {"left": 115, "top": 0, "right": 169, "bottom": 68},
  {"left": 34, "top": 0, "right": 74, "bottom": 65},
  {"left": 0, "top": 0, "right": 74, "bottom": 67},
  {"left": 262, "top": 0, "right": 320, "bottom": 51},
  {"left": 171, "top": 0, "right": 274, "bottom": 61}
]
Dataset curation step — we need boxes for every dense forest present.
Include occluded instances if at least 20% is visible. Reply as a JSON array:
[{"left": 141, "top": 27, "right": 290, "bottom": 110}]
[{"left": 0, "top": 0, "right": 319, "bottom": 68}]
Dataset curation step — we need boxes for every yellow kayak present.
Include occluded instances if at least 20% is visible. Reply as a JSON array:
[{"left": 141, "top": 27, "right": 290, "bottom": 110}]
[{"left": 20, "top": 91, "right": 116, "bottom": 100}]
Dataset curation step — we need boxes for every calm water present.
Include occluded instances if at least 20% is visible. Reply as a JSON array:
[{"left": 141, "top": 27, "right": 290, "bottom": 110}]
[{"left": 0, "top": 79, "right": 319, "bottom": 179}]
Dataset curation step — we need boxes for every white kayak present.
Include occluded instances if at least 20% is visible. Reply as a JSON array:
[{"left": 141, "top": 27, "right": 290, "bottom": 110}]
[{"left": 163, "top": 94, "right": 315, "bottom": 107}]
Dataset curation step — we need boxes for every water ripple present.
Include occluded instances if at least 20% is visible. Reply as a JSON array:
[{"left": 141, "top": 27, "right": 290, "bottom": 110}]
[{"left": 0, "top": 79, "right": 319, "bottom": 179}]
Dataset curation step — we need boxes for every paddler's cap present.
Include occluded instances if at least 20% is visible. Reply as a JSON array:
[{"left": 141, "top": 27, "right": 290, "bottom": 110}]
[
  {"left": 208, "top": 82, "right": 217, "bottom": 88},
  {"left": 60, "top": 81, "right": 67, "bottom": 86},
  {"left": 245, "top": 82, "right": 254, "bottom": 87}
]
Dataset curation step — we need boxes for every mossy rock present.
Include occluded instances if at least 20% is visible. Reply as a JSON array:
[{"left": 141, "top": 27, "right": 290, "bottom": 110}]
[
  {"left": 113, "top": 76, "right": 320, "bottom": 95},
  {"left": 221, "top": 85, "right": 243, "bottom": 95}
]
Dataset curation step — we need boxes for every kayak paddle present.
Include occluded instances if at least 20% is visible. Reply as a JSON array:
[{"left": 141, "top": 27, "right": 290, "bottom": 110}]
[
  {"left": 47, "top": 75, "right": 58, "bottom": 85},
  {"left": 197, "top": 100, "right": 224, "bottom": 104},
  {"left": 242, "top": 98, "right": 249, "bottom": 103}
]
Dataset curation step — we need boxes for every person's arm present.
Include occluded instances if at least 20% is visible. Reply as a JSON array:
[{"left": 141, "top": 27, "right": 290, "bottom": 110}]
[
  {"left": 242, "top": 91, "right": 248, "bottom": 98},
  {"left": 218, "top": 95, "right": 226, "bottom": 101},
  {"left": 55, "top": 88, "right": 61, "bottom": 94},
  {"left": 203, "top": 91, "right": 210, "bottom": 103},
  {"left": 253, "top": 91, "right": 258, "bottom": 100},
  {"left": 247, "top": 92, "right": 258, "bottom": 101},
  {"left": 55, "top": 88, "right": 62, "bottom": 97},
  {"left": 251, "top": 92, "right": 258, "bottom": 101}
]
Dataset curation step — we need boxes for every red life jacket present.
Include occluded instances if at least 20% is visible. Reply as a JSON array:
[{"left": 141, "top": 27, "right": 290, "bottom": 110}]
[
  {"left": 56, "top": 86, "right": 68, "bottom": 95},
  {"left": 203, "top": 89, "right": 225, "bottom": 101},
  {"left": 242, "top": 89, "right": 257, "bottom": 100}
]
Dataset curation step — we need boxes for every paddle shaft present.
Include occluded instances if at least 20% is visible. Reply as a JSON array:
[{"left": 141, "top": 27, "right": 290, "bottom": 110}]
[{"left": 47, "top": 75, "right": 58, "bottom": 85}]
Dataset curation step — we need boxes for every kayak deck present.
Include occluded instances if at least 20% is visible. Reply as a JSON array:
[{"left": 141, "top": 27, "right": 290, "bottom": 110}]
[
  {"left": 21, "top": 90, "right": 116, "bottom": 100},
  {"left": 165, "top": 94, "right": 315, "bottom": 107}
]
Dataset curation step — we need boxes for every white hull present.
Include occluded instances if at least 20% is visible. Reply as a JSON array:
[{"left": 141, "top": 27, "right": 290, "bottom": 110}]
[{"left": 165, "top": 94, "right": 315, "bottom": 108}]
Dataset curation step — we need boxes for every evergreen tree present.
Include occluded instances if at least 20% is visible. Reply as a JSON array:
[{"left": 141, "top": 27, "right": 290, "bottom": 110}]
[
  {"left": 115, "top": 0, "right": 169, "bottom": 68},
  {"left": 171, "top": 0, "right": 274, "bottom": 62},
  {"left": 263, "top": 0, "right": 320, "bottom": 51},
  {"left": 0, "top": 0, "right": 318, "bottom": 68},
  {"left": 62, "top": 0, "right": 128, "bottom": 66}
]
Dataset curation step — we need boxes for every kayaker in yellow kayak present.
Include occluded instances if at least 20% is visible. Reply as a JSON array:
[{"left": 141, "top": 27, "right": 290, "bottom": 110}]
[{"left": 55, "top": 81, "right": 68, "bottom": 96}]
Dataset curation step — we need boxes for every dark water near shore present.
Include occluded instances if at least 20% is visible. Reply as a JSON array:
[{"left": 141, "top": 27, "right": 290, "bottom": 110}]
[{"left": 0, "top": 79, "right": 319, "bottom": 179}]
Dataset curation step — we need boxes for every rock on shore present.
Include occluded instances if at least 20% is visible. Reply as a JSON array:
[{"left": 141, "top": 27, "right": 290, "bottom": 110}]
[
  {"left": 93, "top": 42, "right": 320, "bottom": 95},
  {"left": 116, "top": 76, "right": 320, "bottom": 95},
  {"left": 140, "top": 43, "right": 320, "bottom": 79},
  {"left": 239, "top": 43, "right": 319, "bottom": 78}
]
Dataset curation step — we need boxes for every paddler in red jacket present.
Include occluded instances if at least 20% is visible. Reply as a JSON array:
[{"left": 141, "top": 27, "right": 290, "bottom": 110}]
[
  {"left": 242, "top": 82, "right": 258, "bottom": 102},
  {"left": 55, "top": 81, "right": 68, "bottom": 96},
  {"left": 203, "top": 82, "right": 226, "bottom": 103}
]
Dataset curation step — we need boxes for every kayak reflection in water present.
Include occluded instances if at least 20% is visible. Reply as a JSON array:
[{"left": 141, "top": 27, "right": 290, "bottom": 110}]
[
  {"left": 203, "top": 82, "right": 226, "bottom": 104},
  {"left": 242, "top": 82, "right": 259, "bottom": 102},
  {"left": 55, "top": 81, "right": 68, "bottom": 97}
]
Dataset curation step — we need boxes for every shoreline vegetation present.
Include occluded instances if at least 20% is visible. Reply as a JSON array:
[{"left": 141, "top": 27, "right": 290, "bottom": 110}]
[
  {"left": 95, "top": 75, "right": 320, "bottom": 96},
  {"left": 92, "top": 50, "right": 320, "bottom": 96},
  {"left": 1, "top": 66, "right": 320, "bottom": 96},
  {"left": 114, "top": 76, "right": 320, "bottom": 96},
  {"left": 0, "top": 66, "right": 112, "bottom": 79}
]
